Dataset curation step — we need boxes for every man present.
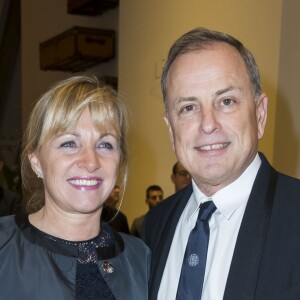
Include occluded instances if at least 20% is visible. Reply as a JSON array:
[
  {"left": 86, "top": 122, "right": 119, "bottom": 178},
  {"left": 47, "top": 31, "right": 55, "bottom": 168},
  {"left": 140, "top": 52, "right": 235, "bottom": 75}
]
[
  {"left": 102, "top": 185, "right": 130, "bottom": 234},
  {"left": 143, "top": 27, "right": 300, "bottom": 300},
  {"left": 171, "top": 161, "right": 191, "bottom": 192},
  {"left": 131, "top": 185, "right": 163, "bottom": 238}
]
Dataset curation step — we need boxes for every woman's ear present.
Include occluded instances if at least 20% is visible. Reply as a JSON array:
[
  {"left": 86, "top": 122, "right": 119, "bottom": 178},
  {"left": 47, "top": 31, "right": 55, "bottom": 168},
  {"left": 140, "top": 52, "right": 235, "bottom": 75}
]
[{"left": 28, "top": 152, "right": 43, "bottom": 178}]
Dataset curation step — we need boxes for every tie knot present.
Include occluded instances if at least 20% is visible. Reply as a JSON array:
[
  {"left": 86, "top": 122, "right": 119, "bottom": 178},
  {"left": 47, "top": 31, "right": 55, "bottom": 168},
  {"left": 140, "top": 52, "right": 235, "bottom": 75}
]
[{"left": 199, "top": 201, "right": 216, "bottom": 222}]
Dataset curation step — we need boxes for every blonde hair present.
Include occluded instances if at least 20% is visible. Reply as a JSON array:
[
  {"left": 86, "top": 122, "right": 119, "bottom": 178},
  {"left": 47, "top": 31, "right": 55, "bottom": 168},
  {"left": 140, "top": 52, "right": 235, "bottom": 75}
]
[{"left": 21, "top": 75, "right": 128, "bottom": 213}]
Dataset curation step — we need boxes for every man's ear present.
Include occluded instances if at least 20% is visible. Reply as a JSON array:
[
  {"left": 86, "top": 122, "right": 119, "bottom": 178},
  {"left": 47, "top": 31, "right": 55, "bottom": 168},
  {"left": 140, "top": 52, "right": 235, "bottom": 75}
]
[
  {"left": 256, "top": 93, "right": 268, "bottom": 139},
  {"left": 28, "top": 152, "right": 43, "bottom": 177},
  {"left": 163, "top": 112, "right": 175, "bottom": 151}
]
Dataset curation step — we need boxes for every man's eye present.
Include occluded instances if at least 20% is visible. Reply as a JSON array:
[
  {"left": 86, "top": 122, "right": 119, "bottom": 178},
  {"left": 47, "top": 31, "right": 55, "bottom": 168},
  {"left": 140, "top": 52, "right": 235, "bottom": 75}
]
[
  {"left": 60, "top": 141, "right": 76, "bottom": 148},
  {"left": 222, "top": 98, "right": 233, "bottom": 106},
  {"left": 181, "top": 105, "right": 194, "bottom": 112}
]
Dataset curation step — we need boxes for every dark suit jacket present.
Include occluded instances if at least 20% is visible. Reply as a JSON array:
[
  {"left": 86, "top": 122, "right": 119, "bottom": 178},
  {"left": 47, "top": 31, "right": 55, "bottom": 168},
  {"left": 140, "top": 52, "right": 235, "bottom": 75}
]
[
  {"left": 143, "top": 153, "right": 300, "bottom": 300},
  {"left": 102, "top": 206, "right": 130, "bottom": 234}
]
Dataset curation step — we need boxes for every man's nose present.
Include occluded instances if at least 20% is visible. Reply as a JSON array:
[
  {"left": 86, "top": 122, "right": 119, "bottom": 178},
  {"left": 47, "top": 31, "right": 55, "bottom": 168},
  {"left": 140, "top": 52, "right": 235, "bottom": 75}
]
[{"left": 199, "top": 106, "right": 220, "bottom": 134}]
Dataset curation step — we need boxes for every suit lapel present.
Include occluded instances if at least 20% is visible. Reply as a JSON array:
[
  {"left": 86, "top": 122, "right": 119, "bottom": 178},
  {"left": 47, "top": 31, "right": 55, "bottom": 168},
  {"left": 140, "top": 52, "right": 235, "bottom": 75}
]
[
  {"left": 223, "top": 155, "right": 278, "bottom": 300},
  {"left": 149, "top": 184, "right": 193, "bottom": 300}
]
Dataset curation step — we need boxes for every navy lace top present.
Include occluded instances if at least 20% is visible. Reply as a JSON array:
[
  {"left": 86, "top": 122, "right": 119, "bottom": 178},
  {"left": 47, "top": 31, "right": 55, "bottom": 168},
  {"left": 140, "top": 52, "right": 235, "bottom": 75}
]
[{"left": 42, "top": 226, "right": 116, "bottom": 299}]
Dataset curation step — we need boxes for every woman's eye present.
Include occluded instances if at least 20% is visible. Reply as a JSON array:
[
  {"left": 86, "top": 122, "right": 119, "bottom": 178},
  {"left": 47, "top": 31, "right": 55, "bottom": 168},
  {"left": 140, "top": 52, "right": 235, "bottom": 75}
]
[
  {"left": 60, "top": 141, "right": 76, "bottom": 148},
  {"left": 99, "top": 142, "right": 113, "bottom": 150}
]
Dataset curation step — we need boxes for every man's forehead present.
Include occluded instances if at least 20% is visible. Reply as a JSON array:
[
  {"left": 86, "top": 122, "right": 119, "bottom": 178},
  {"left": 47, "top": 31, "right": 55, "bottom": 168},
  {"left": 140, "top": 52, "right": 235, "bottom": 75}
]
[
  {"left": 150, "top": 190, "right": 162, "bottom": 194},
  {"left": 165, "top": 45, "right": 252, "bottom": 104},
  {"left": 177, "top": 163, "right": 185, "bottom": 170}
]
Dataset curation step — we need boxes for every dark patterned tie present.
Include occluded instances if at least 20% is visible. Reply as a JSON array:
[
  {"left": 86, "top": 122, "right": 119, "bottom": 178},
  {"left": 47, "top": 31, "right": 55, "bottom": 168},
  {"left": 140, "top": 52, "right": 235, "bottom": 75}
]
[{"left": 176, "top": 201, "right": 216, "bottom": 300}]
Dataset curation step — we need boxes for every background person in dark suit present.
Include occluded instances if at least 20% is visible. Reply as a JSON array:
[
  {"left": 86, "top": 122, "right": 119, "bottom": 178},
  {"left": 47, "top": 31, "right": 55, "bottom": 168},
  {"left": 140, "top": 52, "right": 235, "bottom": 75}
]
[
  {"left": 102, "top": 185, "right": 130, "bottom": 234},
  {"left": 131, "top": 185, "right": 163, "bottom": 238},
  {"left": 171, "top": 161, "right": 191, "bottom": 192},
  {"left": 143, "top": 27, "right": 300, "bottom": 300}
]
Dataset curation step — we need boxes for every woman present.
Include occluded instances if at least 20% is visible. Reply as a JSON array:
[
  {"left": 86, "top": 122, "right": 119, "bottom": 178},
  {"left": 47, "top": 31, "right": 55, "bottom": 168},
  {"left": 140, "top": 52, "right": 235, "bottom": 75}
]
[{"left": 0, "top": 75, "right": 150, "bottom": 299}]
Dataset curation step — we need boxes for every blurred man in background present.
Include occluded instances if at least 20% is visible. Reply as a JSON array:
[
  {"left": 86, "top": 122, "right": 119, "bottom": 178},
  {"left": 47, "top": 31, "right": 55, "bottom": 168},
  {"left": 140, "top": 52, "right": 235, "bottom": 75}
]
[
  {"left": 131, "top": 185, "right": 163, "bottom": 238},
  {"left": 171, "top": 161, "right": 191, "bottom": 192}
]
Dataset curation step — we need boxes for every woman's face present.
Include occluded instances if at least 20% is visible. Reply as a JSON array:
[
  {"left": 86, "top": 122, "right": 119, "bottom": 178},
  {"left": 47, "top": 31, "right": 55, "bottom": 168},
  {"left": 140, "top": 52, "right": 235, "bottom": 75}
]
[{"left": 29, "top": 109, "right": 120, "bottom": 215}]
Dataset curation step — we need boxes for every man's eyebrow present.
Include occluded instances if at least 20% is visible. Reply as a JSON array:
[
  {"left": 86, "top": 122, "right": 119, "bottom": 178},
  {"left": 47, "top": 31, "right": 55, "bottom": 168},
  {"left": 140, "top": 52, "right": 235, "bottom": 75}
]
[
  {"left": 174, "top": 86, "right": 241, "bottom": 102},
  {"left": 170, "top": 96, "right": 198, "bottom": 110},
  {"left": 215, "top": 85, "right": 241, "bottom": 96},
  {"left": 175, "top": 96, "right": 198, "bottom": 103}
]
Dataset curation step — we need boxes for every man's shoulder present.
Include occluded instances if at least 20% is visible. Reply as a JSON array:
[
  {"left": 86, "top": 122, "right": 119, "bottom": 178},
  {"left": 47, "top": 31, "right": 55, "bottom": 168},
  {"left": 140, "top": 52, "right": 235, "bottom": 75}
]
[
  {"left": 259, "top": 152, "right": 300, "bottom": 192},
  {"left": 258, "top": 155, "right": 300, "bottom": 210},
  {"left": 133, "top": 214, "right": 146, "bottom": 225},
  {"left": 276, "top": 171, "right": 300, "bottom": 195}
]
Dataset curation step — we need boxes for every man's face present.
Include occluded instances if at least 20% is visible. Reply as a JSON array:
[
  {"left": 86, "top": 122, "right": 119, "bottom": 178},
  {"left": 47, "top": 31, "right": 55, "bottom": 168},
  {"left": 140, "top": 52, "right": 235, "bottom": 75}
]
[
  {"left": 171, "top": 162, "right": 191, "bottom": 192},
  {"left": 106, "top": 185, "right": 120, "bottom": 207},
  {"left": 164, "top": 43, "right": 268, "bottom": 196},
  {"left": 146, "top": 190, "right": 163, "bottom": 208}
]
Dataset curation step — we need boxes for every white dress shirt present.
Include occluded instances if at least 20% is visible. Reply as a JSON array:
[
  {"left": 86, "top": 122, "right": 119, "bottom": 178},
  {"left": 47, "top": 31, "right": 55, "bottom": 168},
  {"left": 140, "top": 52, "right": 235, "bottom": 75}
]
[{"left": 158, "top": 154, "right": 261, "bottom": 300}]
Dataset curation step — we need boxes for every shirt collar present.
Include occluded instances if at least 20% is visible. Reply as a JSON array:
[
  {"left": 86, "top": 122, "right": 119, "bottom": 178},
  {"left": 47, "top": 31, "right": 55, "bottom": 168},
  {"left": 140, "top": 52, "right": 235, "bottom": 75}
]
[{"left": 191, "top": 153, "right": 261, "bottom": 220}]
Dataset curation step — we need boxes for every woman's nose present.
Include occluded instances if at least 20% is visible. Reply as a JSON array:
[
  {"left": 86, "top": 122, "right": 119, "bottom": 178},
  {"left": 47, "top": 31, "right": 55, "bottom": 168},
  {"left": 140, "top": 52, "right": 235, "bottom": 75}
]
[{"left": 77, "top": 148, "right": 101, "bottom": 172}]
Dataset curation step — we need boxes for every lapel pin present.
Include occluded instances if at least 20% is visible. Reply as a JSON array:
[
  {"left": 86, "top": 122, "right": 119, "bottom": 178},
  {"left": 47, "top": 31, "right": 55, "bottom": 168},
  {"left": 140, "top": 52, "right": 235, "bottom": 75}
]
[{"left": 102, "top": 261, "right": 114, "bottom": 273}]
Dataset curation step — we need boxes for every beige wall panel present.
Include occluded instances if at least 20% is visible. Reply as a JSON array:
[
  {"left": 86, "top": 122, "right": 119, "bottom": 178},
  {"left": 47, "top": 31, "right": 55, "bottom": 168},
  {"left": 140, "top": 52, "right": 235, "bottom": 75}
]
[{"left": 274, "top": 0, "right": 300, "bottom": 178}]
